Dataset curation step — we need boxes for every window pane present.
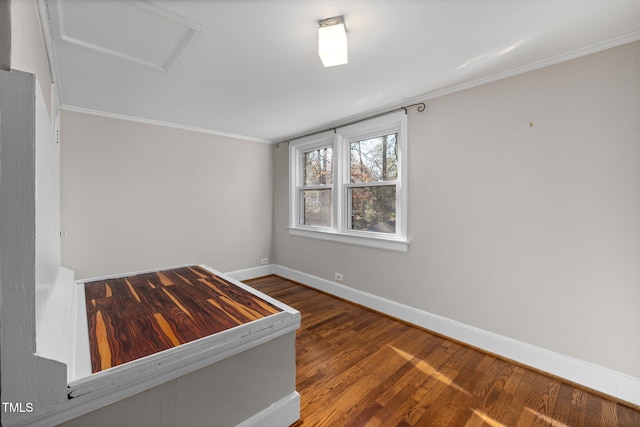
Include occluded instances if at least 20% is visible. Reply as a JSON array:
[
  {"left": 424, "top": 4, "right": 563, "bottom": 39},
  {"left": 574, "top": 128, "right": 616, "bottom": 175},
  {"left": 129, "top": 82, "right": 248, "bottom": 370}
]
[
  {"left": 350, "top": 134, "right": 398, "bottom": 183},
  {"left": 349, "top": 185, "right": 396, "bottom": 233},
  {"left": 303, "top": 147, "right": 333, "bottom": 186},
  {"left": 301, "top": 189, "right": 332, "bottom": 226}
]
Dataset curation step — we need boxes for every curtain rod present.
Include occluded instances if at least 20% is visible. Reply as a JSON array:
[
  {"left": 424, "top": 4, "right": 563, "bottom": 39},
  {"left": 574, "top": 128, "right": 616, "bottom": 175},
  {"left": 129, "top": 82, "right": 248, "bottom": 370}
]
[{"left": 274, "top": 102, "right": 426, "bottom": 148}]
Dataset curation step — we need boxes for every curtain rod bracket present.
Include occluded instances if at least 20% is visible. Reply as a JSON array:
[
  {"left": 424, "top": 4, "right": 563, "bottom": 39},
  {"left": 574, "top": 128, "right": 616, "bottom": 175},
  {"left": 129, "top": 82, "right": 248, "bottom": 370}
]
[{"left": 402, "top": 102, "right": 426, "bottom": 113}]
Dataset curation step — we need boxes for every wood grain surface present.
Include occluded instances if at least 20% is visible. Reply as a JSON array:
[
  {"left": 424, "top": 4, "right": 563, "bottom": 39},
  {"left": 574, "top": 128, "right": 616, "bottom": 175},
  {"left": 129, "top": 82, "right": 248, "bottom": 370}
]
[
  {"left": 246, "top": 275, "right": 640, "bottom": 427},
  {"left": 84, "top": 265, "right": 281, "bottom": 373}
]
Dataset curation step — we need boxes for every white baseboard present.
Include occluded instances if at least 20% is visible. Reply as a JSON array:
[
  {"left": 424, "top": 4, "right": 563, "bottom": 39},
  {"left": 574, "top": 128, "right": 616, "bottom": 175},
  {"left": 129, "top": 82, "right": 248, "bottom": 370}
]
[
  {"left": 258, "top": 264, "right": 640, "bottom": 407},
  {"left": 226, "top": 264, "right": 275, "bottom": 281},
  {"left": 237, "top": 391, "right": 300, "bottom": 427}
]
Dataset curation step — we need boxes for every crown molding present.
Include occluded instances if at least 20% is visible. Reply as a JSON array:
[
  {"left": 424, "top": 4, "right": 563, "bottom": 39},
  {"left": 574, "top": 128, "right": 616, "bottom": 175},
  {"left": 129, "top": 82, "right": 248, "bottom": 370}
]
[
  {"left": 60, "top": 104, "right": 273, "bottom": 144},
  {"left": 412, "top": 31, "right": 640, "bottom": 104}
]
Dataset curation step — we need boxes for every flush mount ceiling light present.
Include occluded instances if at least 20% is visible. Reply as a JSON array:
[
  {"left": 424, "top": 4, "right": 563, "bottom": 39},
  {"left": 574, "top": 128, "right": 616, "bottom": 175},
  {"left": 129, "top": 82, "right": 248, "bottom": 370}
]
[{"left": 318, "top": 16, "right": 348, "bottom": 67}]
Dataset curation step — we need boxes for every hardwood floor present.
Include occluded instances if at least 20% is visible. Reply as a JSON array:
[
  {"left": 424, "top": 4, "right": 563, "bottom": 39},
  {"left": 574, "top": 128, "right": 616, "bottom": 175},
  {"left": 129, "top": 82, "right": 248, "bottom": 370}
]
[{"left": 245, "top": 275, "right": 640, "bottom": 427}]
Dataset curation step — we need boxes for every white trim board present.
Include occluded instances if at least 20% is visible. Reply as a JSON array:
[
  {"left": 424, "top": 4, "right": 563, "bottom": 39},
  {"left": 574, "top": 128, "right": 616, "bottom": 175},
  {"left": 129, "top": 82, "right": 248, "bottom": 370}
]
[
  {"left": 236, "top": 391, "right": 300, "bottom": 427},
  {"left": 226, "top": 264, "right": 276, "bottom": 282},
  {"left": 232, "top": 264, "right": 640, "bottom": 408}
]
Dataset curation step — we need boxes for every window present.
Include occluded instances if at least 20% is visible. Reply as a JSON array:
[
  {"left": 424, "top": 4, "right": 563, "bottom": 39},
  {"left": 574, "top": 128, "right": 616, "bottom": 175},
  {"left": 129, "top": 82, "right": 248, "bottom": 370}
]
[{"left": 289, "top": 111, "right": 408, "bottom": 251}]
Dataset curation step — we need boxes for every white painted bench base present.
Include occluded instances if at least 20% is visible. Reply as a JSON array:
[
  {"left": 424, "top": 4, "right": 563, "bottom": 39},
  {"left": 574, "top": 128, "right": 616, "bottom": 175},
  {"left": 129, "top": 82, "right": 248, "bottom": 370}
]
[{"left": 28, "top": 264, "right": 300, "bottom": 427}]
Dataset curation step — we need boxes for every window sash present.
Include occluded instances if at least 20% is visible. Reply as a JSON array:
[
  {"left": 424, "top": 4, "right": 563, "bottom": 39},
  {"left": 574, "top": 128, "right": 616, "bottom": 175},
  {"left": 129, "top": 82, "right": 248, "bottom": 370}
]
[
  {"left": 346, "top": 182, "right": 397, "bottom": 234},
  {"left": 298, "top": 186, "right": 332, "bottom": 227},
  {"left": 303, "top": 146, "right": 333, "bottom": 186},
  {"left": 349, "top": 133, "right": 399, "bottom": 184}
]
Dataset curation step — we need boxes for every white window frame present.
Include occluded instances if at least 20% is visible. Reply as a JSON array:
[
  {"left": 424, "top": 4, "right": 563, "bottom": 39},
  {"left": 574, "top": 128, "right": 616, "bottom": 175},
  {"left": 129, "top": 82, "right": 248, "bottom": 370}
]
[
  {"left": 288, "top": 111, "right": 408, "bottom": 252},
  {"left": 292, "top": 134, "right": 335, "bottom": 231}
]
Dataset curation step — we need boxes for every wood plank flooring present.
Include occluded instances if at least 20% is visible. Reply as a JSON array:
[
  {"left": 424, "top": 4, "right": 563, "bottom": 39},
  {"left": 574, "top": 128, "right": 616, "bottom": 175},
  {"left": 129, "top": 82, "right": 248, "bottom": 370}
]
[
  {"left": 245, "top": 275, "right": 640, "bottom": 427},
  {"left": 84, "top": 265, "right": 282, "bottom": 373}
]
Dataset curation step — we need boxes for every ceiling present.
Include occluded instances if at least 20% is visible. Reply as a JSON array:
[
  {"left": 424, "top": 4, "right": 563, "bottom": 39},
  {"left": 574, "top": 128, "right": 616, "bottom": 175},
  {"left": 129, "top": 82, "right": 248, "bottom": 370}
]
[{"left": 43, "top": 0, "right": 640, "bottom": 143}]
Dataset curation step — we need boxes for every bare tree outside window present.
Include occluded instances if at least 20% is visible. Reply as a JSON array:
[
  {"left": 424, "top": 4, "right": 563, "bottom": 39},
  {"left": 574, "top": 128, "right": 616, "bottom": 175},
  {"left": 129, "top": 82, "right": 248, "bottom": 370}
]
[
  {"left": 301, "top": 147, "right": 333, "bottom": 226},
  {"left": 304, "top": 147, "right": 333, "bottom": 185},
  {"left": 349, "top": 134, "right": 398, "bottom": 233}
]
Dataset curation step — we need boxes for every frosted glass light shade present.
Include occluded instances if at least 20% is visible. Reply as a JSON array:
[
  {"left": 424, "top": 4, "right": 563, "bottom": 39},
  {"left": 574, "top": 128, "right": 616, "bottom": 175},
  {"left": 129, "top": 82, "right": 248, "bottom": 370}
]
[{"left": 318, "top": 21, "right": 348, "bottom": 67}]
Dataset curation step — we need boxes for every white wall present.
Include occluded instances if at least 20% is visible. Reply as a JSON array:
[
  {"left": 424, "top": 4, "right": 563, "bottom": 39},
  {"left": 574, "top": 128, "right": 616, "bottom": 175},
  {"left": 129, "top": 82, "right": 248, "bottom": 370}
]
[
  {"left": 10, "top": 0, "right": 61, "bottom": 329},
  {"left": 60, "top": 111, "right": 274, "bottom": 279},
  {"left": 10, "top": 0, "right": 52, "bottom": 116},
  {"left": 274, "top": 41, "right": 640, "bottom": 380},
  {"left": 35, "top": 79, "right": 61, "bottom": 329}
]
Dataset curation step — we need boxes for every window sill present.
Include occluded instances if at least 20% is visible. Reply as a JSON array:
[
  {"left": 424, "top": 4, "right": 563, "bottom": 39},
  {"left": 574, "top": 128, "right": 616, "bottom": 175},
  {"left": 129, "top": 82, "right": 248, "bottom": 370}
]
[{"left": 288, "top": 227, "right": 409, "bottom": 252}]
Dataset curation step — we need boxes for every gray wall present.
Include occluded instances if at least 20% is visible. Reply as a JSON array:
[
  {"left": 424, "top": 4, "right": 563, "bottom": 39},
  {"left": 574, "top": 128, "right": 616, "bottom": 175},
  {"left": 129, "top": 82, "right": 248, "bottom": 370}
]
[
  {"left": 1, "top": 3, "right": 69, "bottom": 426},
  {"left": 60, "top": 111, "right": 274, "bottom": 279},
  {"left": 0, "top": 69, "right": 67, "bottom": 427},
  {"left": 273, "top": 41, "right": 640, "bottom": 379},
  {"left": 0, "top": 69, "right": 39, "bottom": 426}
]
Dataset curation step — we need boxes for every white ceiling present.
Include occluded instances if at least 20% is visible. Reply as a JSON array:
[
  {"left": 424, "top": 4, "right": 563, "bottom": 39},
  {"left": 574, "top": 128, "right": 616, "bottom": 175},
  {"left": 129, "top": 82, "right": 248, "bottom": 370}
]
[{"left": 43, "top": 0, "right": 640, "bottom": 142}]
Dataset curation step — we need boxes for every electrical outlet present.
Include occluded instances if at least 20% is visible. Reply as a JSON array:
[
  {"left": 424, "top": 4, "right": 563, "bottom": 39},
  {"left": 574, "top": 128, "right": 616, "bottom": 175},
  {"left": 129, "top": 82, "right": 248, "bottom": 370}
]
[
  {"left": 260, "top": 258, "right": 269, "bottom": 265},
  {"left": 334, "top": 272, "right": 343, "bottom": 282}
]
